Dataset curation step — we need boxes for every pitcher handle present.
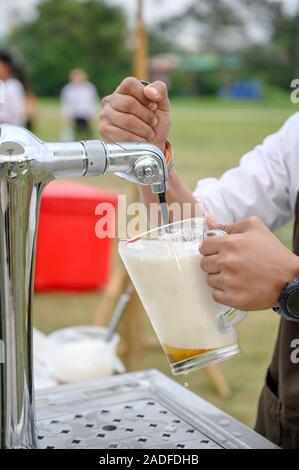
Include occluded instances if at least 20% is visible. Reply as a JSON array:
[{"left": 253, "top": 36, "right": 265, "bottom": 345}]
[
  {"left": 205, "top": 229, "right": 227, "bottom": 239},
  {"left": 205, "top": 229, "right": 247, "bottom": 331},
  {"left": 219, "top": 307, "right": 247, "bottom": 331}
]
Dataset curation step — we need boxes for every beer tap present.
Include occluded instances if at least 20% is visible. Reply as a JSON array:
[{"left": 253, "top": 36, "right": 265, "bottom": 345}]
[{"left": 0, "top": 124, "right": 168, "bottom": 449}]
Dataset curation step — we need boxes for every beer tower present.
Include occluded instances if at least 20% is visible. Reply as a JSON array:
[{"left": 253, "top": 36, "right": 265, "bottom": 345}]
[{"left": 0, "top": 124, "right": 168, "bottom": 448}]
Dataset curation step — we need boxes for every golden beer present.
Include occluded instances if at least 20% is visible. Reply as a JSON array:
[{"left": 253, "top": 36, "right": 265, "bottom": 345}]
[{"left": 163, "top": 344, "right": 216, "bottom": 364}]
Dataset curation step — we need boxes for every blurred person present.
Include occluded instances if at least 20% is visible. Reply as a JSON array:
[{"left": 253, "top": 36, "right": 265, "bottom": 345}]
[
  {"left": 0, "top": 51, "right": 26, "bottom": 126},
  {"left": 60, "top": 68, "right": 99, "bottom": 140},
  {"left": 14, "top": 63, "right": 38, "bottom": 132},
  {"left": 99, "top": 77, "right": 299, "bottom": 449},
  {"left": 24, "top": 91, "right": 38, "bottom": 132}
]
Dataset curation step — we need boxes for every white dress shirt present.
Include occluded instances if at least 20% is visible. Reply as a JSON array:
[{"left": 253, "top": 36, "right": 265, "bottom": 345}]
[
  {"left": 0, "top": 78, "right": 26, "bottom": 126},
  {"left": 61, "top": 81, "right": 99, "bottom": 119},
  {"left": 193, "top": 112, "right": 299, "bottom": 231}
]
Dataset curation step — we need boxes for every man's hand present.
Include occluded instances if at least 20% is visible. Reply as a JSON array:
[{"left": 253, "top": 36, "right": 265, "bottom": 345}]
[
  {"left": 200, "top": 215, "right": 299, "bottom": 311},
  {"left": 99, "top": 77, "right": 171, "bottom": 153}
]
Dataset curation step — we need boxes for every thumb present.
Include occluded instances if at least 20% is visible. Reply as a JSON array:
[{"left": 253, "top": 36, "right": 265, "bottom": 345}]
[
  {"left": 206, "top": 213, "right": 218, "bottom": 229},
  {"left": 143, "top": 81, "right": 170, "bottom": 112},
  {"left": 206, "top": 213, "right": 250, "bottom": 235}
]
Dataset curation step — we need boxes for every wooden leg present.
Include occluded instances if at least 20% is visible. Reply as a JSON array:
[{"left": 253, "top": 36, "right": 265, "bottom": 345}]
[
  {"left": 120, "top": 289, "right": 145, "bottom": 372},
  {"left": 204, "top": 365, "right": 231, "bottom": 398},
  {"left": 94, "top": 264, "right": 128, "bottom": 327},
  {"left": 94, "top": 262, "right": 145, "bottom": 371}
]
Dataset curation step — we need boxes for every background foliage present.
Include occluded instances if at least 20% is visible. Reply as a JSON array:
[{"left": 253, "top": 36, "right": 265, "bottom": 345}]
[
  {"left": 9, "top": 0, "right": 131, "bottom": 96},
  {"left": 4, "top": 0, "right": 299, "bottom": 96}
]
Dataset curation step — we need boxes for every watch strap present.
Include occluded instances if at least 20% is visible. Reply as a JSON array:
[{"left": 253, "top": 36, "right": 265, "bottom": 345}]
[{"left": 273, "top": 274, "right": 299, "bottom": 322}]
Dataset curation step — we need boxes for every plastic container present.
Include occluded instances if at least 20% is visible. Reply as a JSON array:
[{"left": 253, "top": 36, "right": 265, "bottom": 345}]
[
  {"left": 35, "top": 180, "right": 118, "bottom": 292},
  {"left": 48, "top": 326, "right": 124, "bottom": 383},
  {"left": 33, "top": 329, "right": 57, "bottom": 389}
]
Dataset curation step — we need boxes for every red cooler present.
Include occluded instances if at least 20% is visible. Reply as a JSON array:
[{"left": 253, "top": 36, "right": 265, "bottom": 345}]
[{"left": 35, "top": 180, "right": 118, "bottom": 292}]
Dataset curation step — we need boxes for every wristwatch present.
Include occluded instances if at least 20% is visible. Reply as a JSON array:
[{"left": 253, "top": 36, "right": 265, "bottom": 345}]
[{"left": 273, "top": 275, "right": 299, "bottom": 322}]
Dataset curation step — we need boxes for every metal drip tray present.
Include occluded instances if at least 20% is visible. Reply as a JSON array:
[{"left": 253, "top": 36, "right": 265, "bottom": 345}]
[{"left": 36, "top": 369, "right": 277, "bottom": 449}]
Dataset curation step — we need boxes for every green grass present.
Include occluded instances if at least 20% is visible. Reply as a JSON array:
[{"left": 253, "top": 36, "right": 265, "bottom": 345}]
[{"left": 33, "top": 95, "right": 297, "bottom": 429}]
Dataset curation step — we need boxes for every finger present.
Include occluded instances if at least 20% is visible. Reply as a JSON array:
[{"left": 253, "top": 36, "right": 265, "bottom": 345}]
[
  {"left": 208, "top": 217, "right": 260, "bottom": 235},
  {"left": 199, "top": 235, "right": 227, "bottom": 256},
  {"left": 212, "top": 288, "right": 230, "bottom": 306},
  {"left": 101, "top": 94, "right": 112, "bottom": 107},
  {"left": 99, "top": 120, "right": 147, "bottom": 143},
  {"left": 117, "top": 77, "right": 152, "bottom": 107},
  {"left": 214, "top": 222, "right": 244, "bottom": 235},
  {"left": 104, "top": 105, "right": 155, "bottom": 140},
  {"left": 206, "top": 213, "right": 218, "bottom": 229},
  {"left": 148, "top": 102, "right": 158, "bottom": 111},
  {"left": 143, "top": 80, "right": 170, "bottom": 111},
  {"left": 200, "top": 254, "right": 221, "bottom": 274},
  {"left": 207, "top": 273, "right": 225, "bottom": 290},
  {"left": 109, "top": 94, "right": 158, "bottom": 127}
]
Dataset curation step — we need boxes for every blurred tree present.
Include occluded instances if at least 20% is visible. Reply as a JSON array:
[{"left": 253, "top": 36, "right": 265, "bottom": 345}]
[
  {"left": 147, "top": 31, "right": 180, "bottom": 56},
  {"left": 272, "top": 7, "right": 299, "bottom": 86},
  {"left": 242, "top": 1, "right": 299, "bottom": 89},
  {"left": 9, "top": 0, "right": 131, "bottom": 96},
  {"left": 159, "top": 0, "right": 299, "bottom": 91},
  {"left": 159, "top": 0, "right": 243, "bottom": 54},
  {"left": 155, "top": 0, "right": 244, "bottom": 96}
]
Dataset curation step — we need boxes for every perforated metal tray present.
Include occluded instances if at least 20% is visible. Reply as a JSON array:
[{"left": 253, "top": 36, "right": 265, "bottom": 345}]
[{"left": 36, "top": 369, "right": 278, "bottom": 449}]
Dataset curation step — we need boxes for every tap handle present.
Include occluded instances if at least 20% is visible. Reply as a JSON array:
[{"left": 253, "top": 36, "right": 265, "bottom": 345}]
[
  {"left": 46, "top": 138, "right": 168, "bottom": 193},
  {"left": 104, "top": 142, "right": 168, "bottom": 194},
  {"left": 81, "top": 140, "right": 108, "bottom": 176}
]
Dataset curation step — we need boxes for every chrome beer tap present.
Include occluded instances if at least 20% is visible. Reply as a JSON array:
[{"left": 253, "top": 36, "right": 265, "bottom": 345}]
[{"left": 0, "top": 124, "right": 168, "bottom": 449}]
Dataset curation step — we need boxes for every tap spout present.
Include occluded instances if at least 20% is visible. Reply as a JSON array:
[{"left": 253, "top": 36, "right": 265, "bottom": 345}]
[{"left": 104, "top": 142, "right": 168, "bottom": 194}]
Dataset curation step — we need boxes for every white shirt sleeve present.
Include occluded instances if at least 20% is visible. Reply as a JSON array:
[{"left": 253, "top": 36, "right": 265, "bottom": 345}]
[{"left": 193, "top": 113, "right": 299, "bottom": 231}]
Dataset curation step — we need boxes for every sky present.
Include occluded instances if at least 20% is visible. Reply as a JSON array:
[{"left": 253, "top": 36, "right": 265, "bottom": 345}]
[
  {"left": 1, "top": 0, "right": 299, "bottom": 39},
  {"left": 0, "top": 0, "right": 184, "bottom": 36},
  {"left": 0, "top": 0, "right": 193, "bottom": 36}
]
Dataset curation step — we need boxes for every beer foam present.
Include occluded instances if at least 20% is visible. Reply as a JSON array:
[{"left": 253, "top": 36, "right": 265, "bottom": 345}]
[
  {"left": 160, "top": 230, "right": 200, "bottom": 243},
  {"left": 124, "top": 237, "right": 199, "bottom": 253},
  {"left": 52, "top": 340, "right": 114, "bottom": 383},
  {"left": 159, "top": 219, "right": 205, "bottom": 243}
]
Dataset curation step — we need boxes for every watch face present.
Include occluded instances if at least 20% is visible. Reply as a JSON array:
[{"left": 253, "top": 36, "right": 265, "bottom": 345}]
[{"left": 286, "top": 289, "right": 299, "bottom": 318}]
